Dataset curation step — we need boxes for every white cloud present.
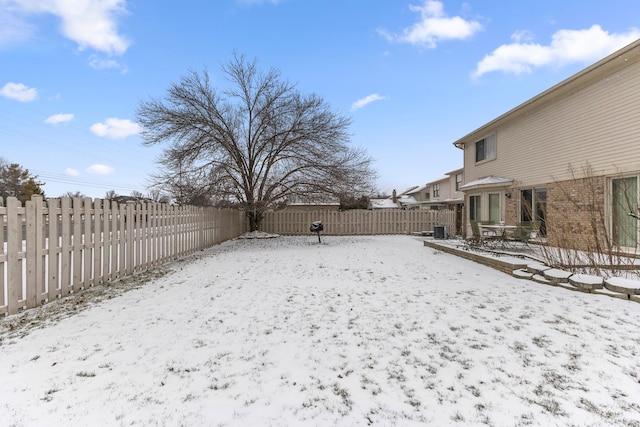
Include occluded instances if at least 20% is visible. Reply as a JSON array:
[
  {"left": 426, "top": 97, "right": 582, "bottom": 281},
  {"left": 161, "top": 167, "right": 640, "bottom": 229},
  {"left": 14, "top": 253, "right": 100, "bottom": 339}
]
[
  {"left": 45, "top": 113, "right": 74, "bottom": 124},
  {"left": 65, "top": 168, "right": 80, "bottom": 176},
  {"left": 3, "top": 0, "right": 130, "bottom": 55},
  {"left": 351, "top": 94, "right": 386, "bottom": 112},
  {"left": 89, "top": 55, "right": 119, "bottom": 69},
  {"left": 90, "top": 117, "right": 141, "bottom": 139},
  {"left": 379, "top": 0, "right": 482, "bottom": 48},
  {"left": 86, "top": 164, "right": 113, "bottom": 175},
  {"left": 0, "top": 4, "right": 35, "bottom": 44},
  {"left": 0, "top": 82, "right": 37, "bottom": 102},
  {"left": 473, "top": 25, "right": 640, "bottom": 78}
]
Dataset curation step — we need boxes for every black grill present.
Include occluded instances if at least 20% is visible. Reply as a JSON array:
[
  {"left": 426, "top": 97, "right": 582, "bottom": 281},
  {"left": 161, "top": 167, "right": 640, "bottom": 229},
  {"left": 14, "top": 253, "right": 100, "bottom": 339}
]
[{"left": 310, "top": 221, "right": 323, "bottom": 243}]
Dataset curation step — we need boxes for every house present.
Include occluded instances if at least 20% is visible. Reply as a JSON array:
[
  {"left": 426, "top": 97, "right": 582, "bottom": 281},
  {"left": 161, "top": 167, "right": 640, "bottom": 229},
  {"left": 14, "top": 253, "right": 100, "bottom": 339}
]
[
  {"left": 402, "top": 183, "right": 430, "bottom": 208},
  {"left": 369, "top": 198, "right": 401, "bottom": 209},
  {"left": 369, "top": 189, "right": 405, "bottom": 209},
  {"left": 399, "top": 170, "right": 465, "bottom": 234},
  {"left": 453, "top": 39, "right": 640, "bottom": 250}
]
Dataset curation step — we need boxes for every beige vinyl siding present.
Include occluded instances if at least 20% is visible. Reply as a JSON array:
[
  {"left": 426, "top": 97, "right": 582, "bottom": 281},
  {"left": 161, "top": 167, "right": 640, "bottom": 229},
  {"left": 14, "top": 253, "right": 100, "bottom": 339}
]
[{"left": 464, "top": 59, "right": 640, "bottom": 186}]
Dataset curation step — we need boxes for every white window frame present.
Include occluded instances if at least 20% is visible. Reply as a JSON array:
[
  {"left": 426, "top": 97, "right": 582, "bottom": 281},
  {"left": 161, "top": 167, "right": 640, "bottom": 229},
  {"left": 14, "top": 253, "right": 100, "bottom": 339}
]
[
  {"left": 475, "top": 133, "right": 496, "bottom": 163},
  {"left": 610, "top": 174, "right": 640, "bottom": 249},
  {"left": 469, "top": 195, "right": 481, "bottom": 221},
  {"left": 488, "top": 193, "right": 501, "bottom": 224}
]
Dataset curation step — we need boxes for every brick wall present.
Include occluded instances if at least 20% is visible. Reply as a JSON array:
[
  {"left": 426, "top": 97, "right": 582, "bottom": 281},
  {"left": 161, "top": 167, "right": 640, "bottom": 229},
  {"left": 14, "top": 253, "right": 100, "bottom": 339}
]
[{"left": 545, "top": 175, "right": 609, "bottom": 251}]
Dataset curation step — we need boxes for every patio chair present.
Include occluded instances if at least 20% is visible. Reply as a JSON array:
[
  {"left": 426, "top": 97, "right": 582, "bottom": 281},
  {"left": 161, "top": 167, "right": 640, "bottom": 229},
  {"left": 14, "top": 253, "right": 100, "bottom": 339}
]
[
  {"left": 510, "top": 222, "right": 535, "bottom": 249},
  {"left": 468, "top": 220, "right": 483, "bottom": 247},
  {"left": 468, "top": 221, "right": 501, "bottom": 249}
]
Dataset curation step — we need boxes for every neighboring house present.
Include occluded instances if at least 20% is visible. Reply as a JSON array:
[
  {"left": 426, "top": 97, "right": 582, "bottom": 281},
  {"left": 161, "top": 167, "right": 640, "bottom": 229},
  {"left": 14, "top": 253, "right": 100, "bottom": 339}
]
[
  {"left": 397, "top": 193, "right": 419, "bottom": 209},
  {"left": 409, "top": 169, "right": 464, "bottom": 235},
  {"left": 453, "top": 39, "right": 640, "bottom": 249},
  {"left": 369, "top": 187, "right": 421, "bottom": 210},
  {"left": 369, "top": 198, "right": 401, "bottom": 209},
  {"left": 401, "top": 170, "right": 464, "bottom": 211},
  {"left": 422, "top": 169, "right": 465, "bottom": 210},
  {"left": 403, "top": 184, "right": 431, "bottom": 209},
  {"left": 427, "top": 169, "right": 465, "bottom": 235}
]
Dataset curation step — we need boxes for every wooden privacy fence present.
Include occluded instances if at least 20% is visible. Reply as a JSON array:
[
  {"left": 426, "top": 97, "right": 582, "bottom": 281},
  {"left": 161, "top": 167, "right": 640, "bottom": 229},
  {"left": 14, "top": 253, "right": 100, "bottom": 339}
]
[
  {"left": 262, "top": 209, "right": 456, "bottom": 235},
  {"left": 0, "top": 196, "right": 247, "bottom": 316}
]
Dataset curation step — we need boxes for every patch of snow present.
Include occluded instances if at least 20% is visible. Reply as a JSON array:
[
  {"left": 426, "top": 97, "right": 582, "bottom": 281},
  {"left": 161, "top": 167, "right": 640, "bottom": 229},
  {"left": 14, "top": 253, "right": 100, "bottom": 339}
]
[
  {"left": 1, "top": 235, "right": 640, "bottom": 426},
  {"left": 236, "top": 231, "right": 280, "bottom": 239}
]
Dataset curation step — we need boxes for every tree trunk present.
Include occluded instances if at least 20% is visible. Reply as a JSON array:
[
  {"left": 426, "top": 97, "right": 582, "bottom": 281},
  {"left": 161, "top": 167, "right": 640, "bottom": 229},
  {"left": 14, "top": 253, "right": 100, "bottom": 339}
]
[{"left": 246, "top": 211, "right": 263, "bottom": 232}]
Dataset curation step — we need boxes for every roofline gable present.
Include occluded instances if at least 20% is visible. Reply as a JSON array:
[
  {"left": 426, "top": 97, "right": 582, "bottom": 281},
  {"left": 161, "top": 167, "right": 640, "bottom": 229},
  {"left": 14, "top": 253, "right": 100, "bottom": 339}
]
[{"left": 453, "top": 39, "right": 640, "bottom": 149}]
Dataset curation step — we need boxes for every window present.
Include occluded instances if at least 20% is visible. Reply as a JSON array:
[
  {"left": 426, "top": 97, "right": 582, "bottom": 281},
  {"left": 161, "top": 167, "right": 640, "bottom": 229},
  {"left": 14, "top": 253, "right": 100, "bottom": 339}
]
[
  {"left": 424, "top": 192, "right": 430, "bottom": 200},
  {"left": 521, "top": 187, "right": 547, "bottom": 236},
  {"left": 489, "top": 193, "right": 500, "bottom": 224},
  {"left": 455, "top": 173, "right": 463, "bottom": 191},
  {"left": 475, "top": 134, "right": 496, "bottom": 162},
  {"left": 433, "top": 183, "right": 440, "bottom": 197},
  {"left": 612, "top": 176, "right": 638, "bottom": 248},
  {"left": 469, "top": 195, "right": 481, "bottom": 221}
]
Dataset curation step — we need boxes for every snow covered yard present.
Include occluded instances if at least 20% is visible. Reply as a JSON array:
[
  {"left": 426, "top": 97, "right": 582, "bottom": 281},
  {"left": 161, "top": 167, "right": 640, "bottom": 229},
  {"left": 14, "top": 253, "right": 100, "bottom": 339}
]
[{"left": 1, "top": 235, "right": 640, "bottom": 426}]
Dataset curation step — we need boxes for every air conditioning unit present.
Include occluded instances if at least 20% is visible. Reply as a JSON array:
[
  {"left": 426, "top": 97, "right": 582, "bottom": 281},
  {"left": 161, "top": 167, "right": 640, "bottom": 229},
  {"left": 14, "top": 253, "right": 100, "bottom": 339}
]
[{"left": 433, "top": 225, "right": 449, "bottom": 239}]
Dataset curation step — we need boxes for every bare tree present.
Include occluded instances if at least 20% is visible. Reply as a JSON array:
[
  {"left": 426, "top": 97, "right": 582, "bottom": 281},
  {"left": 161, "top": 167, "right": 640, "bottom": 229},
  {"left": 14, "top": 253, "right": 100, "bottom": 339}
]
[
  {"left": 146, "top": 188, "right": 171, "bottom": 204},
  {"left": 104, "top": 190, "right": 118, "bottom": 200},
  {"left": 63, "top": 191, "right": 85, "bottom": 199},
  {"left": 137, "top": 54, "right": 377, "bottom": 230}
]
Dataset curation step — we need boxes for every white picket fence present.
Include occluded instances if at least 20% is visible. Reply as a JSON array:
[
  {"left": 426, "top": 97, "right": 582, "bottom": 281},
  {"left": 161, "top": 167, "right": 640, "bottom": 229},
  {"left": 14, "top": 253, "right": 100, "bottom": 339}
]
[
  {"left": 0, "top": 196, "right": 247, "bottom": 316},
  {"left": 262, "top": 209, "right": 456, "bottom": 235}
]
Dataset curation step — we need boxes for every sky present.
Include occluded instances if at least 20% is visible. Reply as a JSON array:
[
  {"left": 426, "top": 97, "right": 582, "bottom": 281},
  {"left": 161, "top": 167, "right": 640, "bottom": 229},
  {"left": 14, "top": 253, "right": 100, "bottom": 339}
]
[
  {"left": 2, "top": 235, "right": 640, "bottom": 425},
  {"left": 1, "top": 0, "right": 639, "bottom": 199}
]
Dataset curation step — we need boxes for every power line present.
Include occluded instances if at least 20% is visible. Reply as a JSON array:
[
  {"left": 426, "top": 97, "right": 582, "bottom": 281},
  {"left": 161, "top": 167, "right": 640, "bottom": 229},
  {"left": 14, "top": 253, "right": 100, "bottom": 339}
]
[{"left": 32, "top": 169, "right": 148, "bottom": 193}]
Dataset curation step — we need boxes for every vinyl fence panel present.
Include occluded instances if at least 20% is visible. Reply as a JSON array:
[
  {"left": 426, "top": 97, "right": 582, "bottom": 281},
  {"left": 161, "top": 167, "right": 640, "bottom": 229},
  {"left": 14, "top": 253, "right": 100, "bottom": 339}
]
[
  {"left": 1, "top": 196, "right": 247, "bottom": 316},
  {"left": 262, "top": 209, "right": 455, "bottom": 236}
]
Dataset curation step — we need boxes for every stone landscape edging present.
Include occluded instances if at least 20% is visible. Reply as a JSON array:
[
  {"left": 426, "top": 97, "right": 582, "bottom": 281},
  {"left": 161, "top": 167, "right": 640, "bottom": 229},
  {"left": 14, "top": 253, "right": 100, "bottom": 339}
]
[{"left": 423, "top": 239, "right": 640, "bottom": 303}]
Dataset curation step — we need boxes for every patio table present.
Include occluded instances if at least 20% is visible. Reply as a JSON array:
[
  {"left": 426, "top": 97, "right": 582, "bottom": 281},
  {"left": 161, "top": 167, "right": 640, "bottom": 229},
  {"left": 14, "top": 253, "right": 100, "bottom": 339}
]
[{"left": 479, "top": 224, "right": 517, "bottom": 248}]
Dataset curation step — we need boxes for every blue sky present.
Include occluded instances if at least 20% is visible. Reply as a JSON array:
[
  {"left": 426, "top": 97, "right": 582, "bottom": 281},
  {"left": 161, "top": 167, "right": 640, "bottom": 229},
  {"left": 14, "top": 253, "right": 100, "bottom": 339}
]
[{"left": 1, "top": 0, "right": 639, "bottom": 199}]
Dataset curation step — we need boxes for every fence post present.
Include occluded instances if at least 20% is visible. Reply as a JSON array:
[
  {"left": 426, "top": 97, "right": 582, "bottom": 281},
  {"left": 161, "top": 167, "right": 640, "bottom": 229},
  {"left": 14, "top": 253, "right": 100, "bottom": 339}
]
[
  {"left": 59, "top": 197, "right": 71, "bottom": 295},
  {"left": 6, "top": 197, "right": 22, "bottom": 314},
  {"left": 94, "top": 199, "right": 103, "bottom": 286},
  {"left": 71, "top": 197, "right": 83, "bottom": 292},
  {"left": 82, "top": 197, "right": 93, "bottom": 288},
  {"left": 47, "top": 199, "right": 60, "bottom": 302},
  {"left": 125, "top": 202, "right": 135, "bottom": 275},
  {"left": 25, "top": 195, "right": 45, "bottom": 309}
]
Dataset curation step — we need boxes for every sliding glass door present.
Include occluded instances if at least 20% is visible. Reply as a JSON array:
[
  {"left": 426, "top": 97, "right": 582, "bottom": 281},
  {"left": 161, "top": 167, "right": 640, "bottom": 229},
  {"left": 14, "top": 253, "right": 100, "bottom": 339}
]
[{"left": 612, "top": 176, "right": 638, "bottom": 248}]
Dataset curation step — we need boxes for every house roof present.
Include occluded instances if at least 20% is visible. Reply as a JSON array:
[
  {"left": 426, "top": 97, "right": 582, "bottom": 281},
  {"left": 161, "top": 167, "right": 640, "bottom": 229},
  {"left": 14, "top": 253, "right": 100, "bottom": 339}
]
[
  {"left": 442, "top": 197, "right": 464, "bottom": 203},
  {"left": 398, "top": 194, "right": 418, "bottom": 205},
  {"left": 452, "top": 39, "right": 640, "bottom": 149},
  {"left": 428, "top": 175, "right": 449, "bottom": 185},
  {"left": 398, "top": 186, "right": 419, "bottom": 195},
  {"left": 369, "top": 198, "right": 400, "bottom": 209},
  {"left": 446, "top": 167, "right": 463, "bottom": 175},
  {"left": 406, "top": 184, "right": 428, "bottom": 194},
  {"left": 460, "top": 176, "right": 513, "bottom": 191}
]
